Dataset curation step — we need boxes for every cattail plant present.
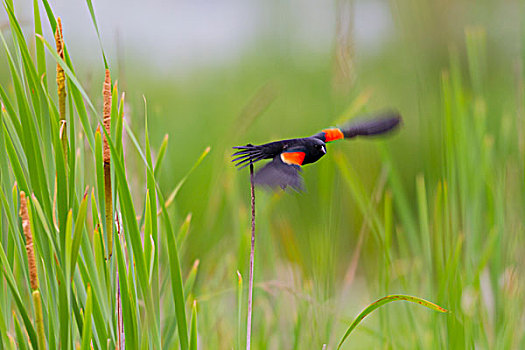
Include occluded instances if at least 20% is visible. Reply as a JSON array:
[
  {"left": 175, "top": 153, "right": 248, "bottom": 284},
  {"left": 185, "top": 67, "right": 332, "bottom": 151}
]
[{"left": 19, "top": 191, "right": 46, "bottom": 350}]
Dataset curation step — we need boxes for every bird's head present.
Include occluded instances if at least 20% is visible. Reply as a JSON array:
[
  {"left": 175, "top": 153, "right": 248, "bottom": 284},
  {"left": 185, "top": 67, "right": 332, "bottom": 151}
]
[{"left": 302, "top": 138, "right": 326, "bottom": 165}]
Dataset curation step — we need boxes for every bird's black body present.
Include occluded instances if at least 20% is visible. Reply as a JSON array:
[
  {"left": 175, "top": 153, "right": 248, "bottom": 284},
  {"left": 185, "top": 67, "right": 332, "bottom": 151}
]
[{"left": 232, "top": 110, "right": 402, "bottom": 190}]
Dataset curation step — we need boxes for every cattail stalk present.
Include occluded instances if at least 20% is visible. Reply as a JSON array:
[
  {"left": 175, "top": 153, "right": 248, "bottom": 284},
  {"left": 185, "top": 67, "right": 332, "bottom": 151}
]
[
  {"left": 102, "top": 69, "right": 113, "bottom": 259},
  {"left": 246, "top": 163, "right": 256, "bottom": 350},
  {"left": 55, "top": 18, "right": 67, "bottom": 158},
  {"left": 19, "top": 192, "right": 46, "bottom": 349}
]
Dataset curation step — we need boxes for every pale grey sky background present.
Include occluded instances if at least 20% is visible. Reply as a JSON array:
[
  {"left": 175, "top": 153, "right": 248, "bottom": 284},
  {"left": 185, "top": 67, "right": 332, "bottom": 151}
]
[{"left": 4, "top": 0, "right": 393, "bottom": 75}]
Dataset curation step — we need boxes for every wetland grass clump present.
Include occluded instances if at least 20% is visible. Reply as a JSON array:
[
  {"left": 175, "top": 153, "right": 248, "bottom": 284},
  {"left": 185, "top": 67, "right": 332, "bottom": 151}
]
[{"left": 0, "top": 1, "right": 199, "bottom": 348}]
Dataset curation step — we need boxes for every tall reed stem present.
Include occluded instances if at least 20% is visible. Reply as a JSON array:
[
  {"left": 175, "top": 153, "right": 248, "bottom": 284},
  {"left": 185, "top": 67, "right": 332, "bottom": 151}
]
[{"left": 246, "top": 163, "right": 256, "bottom": 350}]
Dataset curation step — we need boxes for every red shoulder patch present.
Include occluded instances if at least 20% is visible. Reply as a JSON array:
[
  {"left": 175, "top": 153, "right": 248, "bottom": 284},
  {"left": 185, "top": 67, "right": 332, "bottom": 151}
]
[
  {"left": 322, "top": 128, "right": 344, "bottom": 142},
  {"left": 281, "top": 151, "right": 305, "bottom": 166}
]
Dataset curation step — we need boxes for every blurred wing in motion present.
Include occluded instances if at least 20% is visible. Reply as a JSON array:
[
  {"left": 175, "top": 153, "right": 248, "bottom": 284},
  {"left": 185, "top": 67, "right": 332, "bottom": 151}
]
[
  {"left": 254, "top": 152, "right": 305, "bottom": 191},
  {"left": 313, "top": 110, "right": 402, "bottom": 142}
]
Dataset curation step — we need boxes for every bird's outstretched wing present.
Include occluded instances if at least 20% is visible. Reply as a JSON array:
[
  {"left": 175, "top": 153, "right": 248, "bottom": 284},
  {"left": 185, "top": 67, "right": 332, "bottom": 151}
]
[
  {"left": 231, "top": 139, "right": 292, "bottom": 168},
  {"left": 254, "top": 152, "right": 305, "bottom": 191},
  {"left": 313, "top": 110, "right": 402, "bottom": 142},
  {"left": 231, "top": 144, "right": 268, "bottom": 169}
]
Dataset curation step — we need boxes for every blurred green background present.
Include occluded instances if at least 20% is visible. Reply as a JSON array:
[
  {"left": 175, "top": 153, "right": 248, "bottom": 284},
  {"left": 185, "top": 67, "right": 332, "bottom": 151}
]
[{"left": 2, "top": 0, "right": 525, "bottom": 348}]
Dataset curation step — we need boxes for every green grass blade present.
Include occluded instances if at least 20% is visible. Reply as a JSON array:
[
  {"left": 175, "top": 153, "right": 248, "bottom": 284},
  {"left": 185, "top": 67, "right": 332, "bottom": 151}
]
[
  {"left": 115, "top": 235, "right": 138, "bottom": 349},
  {"left": 165, "top": 146, "right": 211, "bottom": 208},
  {"left": 336, "top": 295, "right": 448, "bottom": 349},
  {"left": 237, "top": 271, "right": 243, "bottom": 350},
  {"left": 70, "top": 188, "right": 89, "bottom": 278},
  {"left": 80, "top": 285, "right": 93, "bottom": 350},
  {"left": 13, "top": 312, "right": 29, "bottom": 350},
  {"left": 94, "top": 128, "right": 108, "bottom": 253},
  {"left": 33, "top": 0, "right": 46, "bottom": 87},
  {"left": 333, "top": 151, "right": 385, "bottom": 247},
  {"left": 0, "top": 258, "right": 38, "bottom": 349},
  {"left": 60, "top": 211, "right": 72, "bottom": 349},
  {"left": 143, "top": 100, "right": 160, "bottom": 330},
  {"left": 84, "top": 0, "right": 108, "bottom": 68},
  {"left": 416, "top": 175, "right": 432, "bottom": 271},
  {"left": 2, "top": 122, "right": 29, "bottom": 193},
  {"left": 176, "top": 213, "right": 192, "bottom": 248},
  {"left": 153, "top": 134, "right": 169, "bottom": 178},
  {"left": 189, "top": 301, "right": 198, "bottom": 350},
  {"left": 183, "top": 259, "right": 199, "bottom": 300},
  {"left": 160, "top": 194, "right": 189, "bottom": 349}
]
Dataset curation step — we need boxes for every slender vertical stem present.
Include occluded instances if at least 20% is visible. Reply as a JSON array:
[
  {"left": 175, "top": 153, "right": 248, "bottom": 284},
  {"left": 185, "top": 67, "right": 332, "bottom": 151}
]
[{"left": 246, "top": 163, "right": 256, "bottom": 350}]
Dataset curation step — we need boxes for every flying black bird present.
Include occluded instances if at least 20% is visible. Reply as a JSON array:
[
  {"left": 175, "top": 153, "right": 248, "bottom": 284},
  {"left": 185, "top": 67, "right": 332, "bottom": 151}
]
[{"left": 232, "top": 110, "right": 402, "bottom": 190}]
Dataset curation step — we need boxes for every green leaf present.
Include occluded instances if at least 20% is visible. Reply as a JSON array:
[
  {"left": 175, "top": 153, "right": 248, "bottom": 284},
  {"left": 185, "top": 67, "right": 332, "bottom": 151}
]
[
  {"left": 189, "top": 301, "right": 198, "bottom": 350},
  {"left": 153, "top": 134, "right": 169, "bottom": 178},
  {"left": 70, "top": 188, "right": 89, "bottom": 278},
  {"left": 336, "top": 295, "right": 448, "bottom": 349},
  {"left": 60, "top": 212, "right": 72, "bottom": 349},
  {"left": 333, "top": 151, "right": 385, "bottom": 248},
  {"left": 177, "top": 213, "right": 192, "bottom": 249},
  {"left": 84, "top": 0, "right": 108, "bottom": 68},
  {"left": 158, "top": 192, "right": 189, "bottom": 350},
  {"left": 143, "top": 191, "right": 153, "bottom": 282},
  {"left": 165, "top": 146, "right": 211, "bottom": 208},
  {"left": 80, "top": 285, "right": 93, "bottom": 350},
  {"left": 184, "top": 259, "right": 200, "bottom": 300},
  {"left": 115, "top": 235, "right": 138, "bottom": 349},
  {"left": 33, "top": 0, "right": 46, "bottom": 88},
  {"left": 2, "top": 122, "right": 29, "bottom": 193},
  {"left": 13, "top": 312, "right": 29, "bottom": 350},
  {"left": 144, "top": 101, "right": 160, "bottom": 321},
  {"left": 0, "top": 246, "right": 38, "bottom": 349},
  {"left": 237, "top": 271, "right": 243, "bottom": 350}
]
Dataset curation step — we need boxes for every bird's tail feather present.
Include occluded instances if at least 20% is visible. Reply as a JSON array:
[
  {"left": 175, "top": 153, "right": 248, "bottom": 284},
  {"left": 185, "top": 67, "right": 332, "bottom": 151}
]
[{"left": 341, "top": 110, "right": 402, "bottom": 138}]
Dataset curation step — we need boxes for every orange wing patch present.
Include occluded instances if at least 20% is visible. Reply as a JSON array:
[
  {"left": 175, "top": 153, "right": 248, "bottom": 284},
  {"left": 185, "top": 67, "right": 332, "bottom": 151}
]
[
  {"left": 281, "top": 151, "right": 305, "bottom": 166},
  {"left": 322, "top": 128, "right": 344, "bottom": 142}
]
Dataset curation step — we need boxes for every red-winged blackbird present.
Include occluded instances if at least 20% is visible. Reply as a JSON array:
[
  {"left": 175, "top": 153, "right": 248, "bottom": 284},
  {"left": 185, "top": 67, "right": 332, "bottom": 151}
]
[{"left": 232, "top": 110, "right": 402, "bottom": 190}]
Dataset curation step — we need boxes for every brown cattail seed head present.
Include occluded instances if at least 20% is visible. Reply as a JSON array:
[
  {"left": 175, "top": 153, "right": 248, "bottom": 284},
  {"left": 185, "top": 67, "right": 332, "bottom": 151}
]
[
  {"left": 55, "top": 18, "right": 64, "bottom": 59},
  {"left": 55, "top": 17, "right": 67, "bottom": 126},
  {"left": 55, "top": 18, "right": 65, "bottom": 87},
  {"left": 19, "top": 192, "right": 39, "bottom": 291},
  {"left": 103, "top": 69, "right": 112, "bottom": 164}
]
